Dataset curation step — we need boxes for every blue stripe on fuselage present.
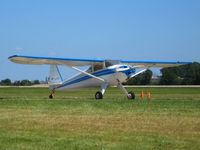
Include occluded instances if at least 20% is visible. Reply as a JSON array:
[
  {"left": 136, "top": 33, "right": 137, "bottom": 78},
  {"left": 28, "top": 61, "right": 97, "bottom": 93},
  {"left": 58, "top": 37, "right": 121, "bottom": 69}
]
[{"left": 57, "top": 69, "right": 116, "bottom": 88}]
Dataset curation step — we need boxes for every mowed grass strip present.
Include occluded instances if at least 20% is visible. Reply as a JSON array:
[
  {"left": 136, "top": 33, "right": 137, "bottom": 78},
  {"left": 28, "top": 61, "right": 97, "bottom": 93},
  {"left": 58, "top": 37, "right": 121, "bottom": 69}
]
[{"left": 0, "top": 87, "right": 200, "bottom": 150}]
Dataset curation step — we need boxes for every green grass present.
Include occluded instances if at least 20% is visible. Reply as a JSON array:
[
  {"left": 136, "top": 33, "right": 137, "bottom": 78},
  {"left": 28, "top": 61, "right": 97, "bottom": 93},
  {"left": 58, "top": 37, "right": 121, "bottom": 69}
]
[{"left": 0, "top": 87, "right": 200, "bottom": 150}]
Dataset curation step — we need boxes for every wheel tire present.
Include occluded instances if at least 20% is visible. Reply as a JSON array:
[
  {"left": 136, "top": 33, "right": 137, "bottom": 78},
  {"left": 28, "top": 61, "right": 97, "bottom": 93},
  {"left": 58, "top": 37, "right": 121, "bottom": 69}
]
[
  {"left": 127, "top": 91, "right": 135, "bottom": 100},
  {"left": 49, "top": 94, "right": 53, "bottom": 99},
  {"left": 95, "top": 91, "right": 103, "bottom": 100}
]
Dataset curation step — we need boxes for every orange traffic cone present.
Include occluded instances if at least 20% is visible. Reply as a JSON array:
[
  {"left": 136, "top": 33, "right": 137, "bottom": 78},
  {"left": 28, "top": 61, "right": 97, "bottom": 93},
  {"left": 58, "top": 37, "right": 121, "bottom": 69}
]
[
  {"left": 146, "top": 91, "right": 151, "bottom": 100},
  {"left": 140, "top": 90, "right": 144, "bottom": 100}
]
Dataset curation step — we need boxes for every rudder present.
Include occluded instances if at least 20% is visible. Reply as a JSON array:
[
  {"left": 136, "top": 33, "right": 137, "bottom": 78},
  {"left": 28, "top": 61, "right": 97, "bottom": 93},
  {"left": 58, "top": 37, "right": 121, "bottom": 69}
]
[{"left": 48, "top": 65, "right": 63, "bottom": 89}]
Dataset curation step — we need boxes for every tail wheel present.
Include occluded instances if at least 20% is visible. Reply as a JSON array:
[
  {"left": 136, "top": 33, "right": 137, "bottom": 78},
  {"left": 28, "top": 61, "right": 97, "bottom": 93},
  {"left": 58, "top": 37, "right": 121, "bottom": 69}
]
[
  {"left": 127, "top": 91, "right": 135, "bottom": 100},
  {"left": 49, "top": 94, "right": 54, "bottom": 99},
  {"left": 95, "top": 91, "right": 103, "bottom": 100}
]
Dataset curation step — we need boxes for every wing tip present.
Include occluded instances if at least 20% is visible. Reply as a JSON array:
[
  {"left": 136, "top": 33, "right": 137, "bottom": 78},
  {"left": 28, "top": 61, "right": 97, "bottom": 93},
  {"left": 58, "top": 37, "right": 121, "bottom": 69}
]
[{"left": 8, "top": 55, "right": 18, "bottom": 60}]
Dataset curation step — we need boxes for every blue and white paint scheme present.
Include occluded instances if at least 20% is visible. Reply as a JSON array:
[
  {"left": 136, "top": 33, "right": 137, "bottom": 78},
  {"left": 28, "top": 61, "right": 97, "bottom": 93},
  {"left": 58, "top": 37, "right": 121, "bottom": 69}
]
[{"left": 8, "top": 55, "right": 192, "bottom": 99}]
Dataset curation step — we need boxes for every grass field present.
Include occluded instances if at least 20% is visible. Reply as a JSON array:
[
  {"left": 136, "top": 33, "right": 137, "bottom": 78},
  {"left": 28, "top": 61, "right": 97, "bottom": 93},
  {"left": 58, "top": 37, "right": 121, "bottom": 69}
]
[{"left": 0, "top": 87, "right": 200, "bottom": 150}]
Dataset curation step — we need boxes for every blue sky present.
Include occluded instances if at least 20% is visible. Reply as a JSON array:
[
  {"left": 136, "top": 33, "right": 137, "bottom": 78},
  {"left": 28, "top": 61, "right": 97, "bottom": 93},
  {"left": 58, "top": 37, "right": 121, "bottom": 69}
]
[{"left": 0, "top": 0, "right": 200, "bottom": 80}]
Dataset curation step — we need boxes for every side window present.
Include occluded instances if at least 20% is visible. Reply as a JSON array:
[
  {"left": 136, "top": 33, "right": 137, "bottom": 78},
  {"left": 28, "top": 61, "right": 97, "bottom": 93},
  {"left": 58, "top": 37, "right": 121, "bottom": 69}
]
[
  {"left": 94, "top": 64, "right": 103, "bottom": 71},
  {"left": 105, "top": 61, "right": 113, "bottom": 67}
]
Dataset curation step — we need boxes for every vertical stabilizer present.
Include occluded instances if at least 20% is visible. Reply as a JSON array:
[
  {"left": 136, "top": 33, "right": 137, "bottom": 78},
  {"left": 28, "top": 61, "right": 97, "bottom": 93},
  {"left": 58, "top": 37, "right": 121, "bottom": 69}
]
[{"left": 48, "top": 65, "right": 63, "bottom": 86}]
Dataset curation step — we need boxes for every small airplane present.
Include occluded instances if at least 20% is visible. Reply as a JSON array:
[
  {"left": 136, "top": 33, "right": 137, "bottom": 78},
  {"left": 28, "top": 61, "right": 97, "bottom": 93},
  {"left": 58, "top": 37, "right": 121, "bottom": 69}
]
[{"left": 8, "top": 55, "right": 191, "bottom": 99}]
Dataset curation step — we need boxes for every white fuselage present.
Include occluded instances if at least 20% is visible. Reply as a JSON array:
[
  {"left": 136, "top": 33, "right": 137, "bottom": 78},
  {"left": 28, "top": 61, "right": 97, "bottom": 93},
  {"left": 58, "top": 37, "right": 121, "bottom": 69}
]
[{"left": 55, "top": 65, "right": 132, "bottom": 91}]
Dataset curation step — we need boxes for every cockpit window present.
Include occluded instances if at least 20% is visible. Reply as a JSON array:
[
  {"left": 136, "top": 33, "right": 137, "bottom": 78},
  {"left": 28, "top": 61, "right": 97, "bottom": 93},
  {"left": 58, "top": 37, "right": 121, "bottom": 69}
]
[
  {"left": 105, "top": 60, "right": 120, "bottom": 67},
  {"left": 87, "top": 60, "right": 121, "bottom": 73},
  {"left": 94, "top": 64, "right": 103, "bottom": 71},
  {"left": 105, "top": 61, "right": 112, "bottom": 67},
  {"left": 87, "top": 63, "right": 104, "bottom": 73}
]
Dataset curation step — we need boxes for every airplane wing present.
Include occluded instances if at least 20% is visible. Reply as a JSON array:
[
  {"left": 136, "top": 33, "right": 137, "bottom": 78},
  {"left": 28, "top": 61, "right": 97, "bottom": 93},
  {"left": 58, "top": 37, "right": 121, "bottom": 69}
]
[
  {"left": 9, "top": 55, "right": 192, "bottom": 68},
  {"left": 8, "top": 55, "right": 104, "bottom": 67},
  {"left": 120, "top": 60, "right": 192, "bottom": 68}
]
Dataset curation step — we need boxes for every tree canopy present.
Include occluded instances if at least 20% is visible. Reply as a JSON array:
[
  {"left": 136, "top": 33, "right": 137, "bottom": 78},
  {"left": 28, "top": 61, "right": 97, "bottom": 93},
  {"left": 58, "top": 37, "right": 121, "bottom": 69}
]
[
  {"left": 160, "top": 62, "right": 200, "bottom": 85},
  {"left": 125, "top": 69, "right": 153, "bottom": 85}
]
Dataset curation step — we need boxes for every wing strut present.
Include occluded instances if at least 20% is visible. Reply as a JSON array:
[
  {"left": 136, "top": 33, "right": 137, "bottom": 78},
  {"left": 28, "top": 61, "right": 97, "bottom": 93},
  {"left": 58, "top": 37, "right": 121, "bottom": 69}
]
[
  {"left": 71, "top": 66, "right": 105, "bottom": 82},
  {"left": 129, "top": 68, "right": 148, "bottom": 79}
]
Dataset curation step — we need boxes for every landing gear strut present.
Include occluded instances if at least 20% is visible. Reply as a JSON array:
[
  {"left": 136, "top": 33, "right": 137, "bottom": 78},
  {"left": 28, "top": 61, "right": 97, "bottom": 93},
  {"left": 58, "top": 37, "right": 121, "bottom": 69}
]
[
  {"left": 117, "top": 80, "right": 135, "bottom": 100},
  {"left": 95, "top": 82, "right": 108, "bottom": 100}
]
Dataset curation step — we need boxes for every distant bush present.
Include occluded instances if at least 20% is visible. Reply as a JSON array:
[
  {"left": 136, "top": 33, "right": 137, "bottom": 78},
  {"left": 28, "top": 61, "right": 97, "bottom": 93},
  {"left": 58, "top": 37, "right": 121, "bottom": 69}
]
[{"left": 0, "top": 78, "right": 12, "bottom": 86}]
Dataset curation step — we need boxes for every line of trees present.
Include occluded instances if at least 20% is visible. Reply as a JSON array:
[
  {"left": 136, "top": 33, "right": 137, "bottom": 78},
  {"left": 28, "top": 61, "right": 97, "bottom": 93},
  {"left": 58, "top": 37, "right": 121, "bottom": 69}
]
[
  {"left": 125, "top": 62, "right": 200, "bottom": 85},
  {"left": 0, "top": 79, "right": 40, "bottom": 86},
  {"left": 1, "top": 62, "right": 199, "bottom": 86}
]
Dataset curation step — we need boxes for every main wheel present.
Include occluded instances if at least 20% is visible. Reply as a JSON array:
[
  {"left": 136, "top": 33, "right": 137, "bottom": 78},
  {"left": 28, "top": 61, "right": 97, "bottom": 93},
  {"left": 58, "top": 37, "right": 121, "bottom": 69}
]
[
  {"left": 127, "top": 91, "right": 135, "bottom": 100},
  {"left": 95, "top": 91, "right": 103, "bottom": 100}
]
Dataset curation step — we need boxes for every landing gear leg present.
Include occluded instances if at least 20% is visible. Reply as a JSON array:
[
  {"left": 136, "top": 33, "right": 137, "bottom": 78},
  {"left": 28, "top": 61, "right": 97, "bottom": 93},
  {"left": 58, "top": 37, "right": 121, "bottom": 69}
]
[
  {"left": 49, "top": 90, "right": 55, "bottom": 99},
  {"left": 117, "top": 80, "right": 135, "bottom": 100},
  {"left": 95, "top": 82, "right": 108, "bottom": 100}
]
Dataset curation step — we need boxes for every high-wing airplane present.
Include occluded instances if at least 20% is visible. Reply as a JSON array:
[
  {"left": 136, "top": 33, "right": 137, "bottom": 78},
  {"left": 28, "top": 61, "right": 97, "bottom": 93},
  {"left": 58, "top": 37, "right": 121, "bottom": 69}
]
[{"left": 8, "top": 55, "right": 191, "bottom": 99}]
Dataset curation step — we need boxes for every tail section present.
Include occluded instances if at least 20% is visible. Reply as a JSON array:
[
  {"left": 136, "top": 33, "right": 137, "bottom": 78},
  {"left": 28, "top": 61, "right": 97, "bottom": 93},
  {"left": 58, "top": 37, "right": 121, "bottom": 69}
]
[{"left": 48, "top": 65, "right": 63, "bottom": 89}]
